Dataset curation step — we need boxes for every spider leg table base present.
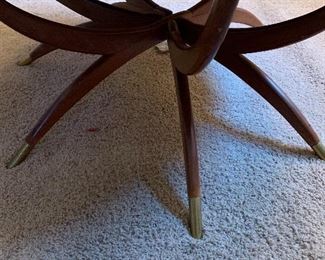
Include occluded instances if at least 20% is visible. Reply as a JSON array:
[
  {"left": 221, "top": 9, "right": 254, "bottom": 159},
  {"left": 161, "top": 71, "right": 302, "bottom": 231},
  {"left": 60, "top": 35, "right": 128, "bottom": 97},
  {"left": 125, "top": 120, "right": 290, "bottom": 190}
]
[{"left": 1, "top": 0, "right": 324, "bottom": 238}]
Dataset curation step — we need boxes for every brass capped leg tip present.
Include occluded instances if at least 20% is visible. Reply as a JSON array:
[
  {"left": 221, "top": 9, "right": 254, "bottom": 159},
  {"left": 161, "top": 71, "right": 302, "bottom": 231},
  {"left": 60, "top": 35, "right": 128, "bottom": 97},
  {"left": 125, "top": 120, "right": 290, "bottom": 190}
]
[
  {"left": 6, "top": 143, "right": 32, "bottom": 169},
  {"left": 312, "top": 142, "right": 325, "bottom": 160},
  {"left": 17, "top": 57, "right": 33, "bottom": 66},
  {"left": 189, "top": 197, "right": 203, "bottom": 239}
]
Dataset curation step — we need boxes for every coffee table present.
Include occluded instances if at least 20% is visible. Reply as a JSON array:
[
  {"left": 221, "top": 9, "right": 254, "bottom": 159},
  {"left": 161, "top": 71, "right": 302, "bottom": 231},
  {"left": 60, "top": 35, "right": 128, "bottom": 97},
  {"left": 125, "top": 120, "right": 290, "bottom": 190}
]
[{"left": 0, "top": 0, "right": 324, "bottom": 238}]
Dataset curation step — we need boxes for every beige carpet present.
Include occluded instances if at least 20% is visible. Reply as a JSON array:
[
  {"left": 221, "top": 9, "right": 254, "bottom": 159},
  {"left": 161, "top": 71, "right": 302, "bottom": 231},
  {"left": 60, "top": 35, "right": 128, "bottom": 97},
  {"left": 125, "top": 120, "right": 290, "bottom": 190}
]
[{"left": 0, "top": 0, "right": 324, "bottom": 259}]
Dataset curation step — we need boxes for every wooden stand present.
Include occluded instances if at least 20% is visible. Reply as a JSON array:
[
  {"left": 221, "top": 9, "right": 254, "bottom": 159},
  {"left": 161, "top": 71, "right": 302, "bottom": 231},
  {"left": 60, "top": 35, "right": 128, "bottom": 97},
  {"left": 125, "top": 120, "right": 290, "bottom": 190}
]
[{"left": 1, "top": 0, "right": 324, "bottom": 238}]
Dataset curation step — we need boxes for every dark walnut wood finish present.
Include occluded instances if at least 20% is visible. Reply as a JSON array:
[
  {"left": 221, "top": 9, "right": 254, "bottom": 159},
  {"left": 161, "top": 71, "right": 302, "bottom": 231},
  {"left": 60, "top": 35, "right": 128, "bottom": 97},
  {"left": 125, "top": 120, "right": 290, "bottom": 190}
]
[{"left": 1, "top": 0, "right": 324, "bottom": 238}]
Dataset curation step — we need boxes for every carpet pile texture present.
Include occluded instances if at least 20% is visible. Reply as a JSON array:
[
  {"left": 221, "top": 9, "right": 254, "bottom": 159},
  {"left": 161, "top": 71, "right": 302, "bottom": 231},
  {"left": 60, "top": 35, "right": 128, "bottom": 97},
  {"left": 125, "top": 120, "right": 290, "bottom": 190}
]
[{"left": 0, "top": 0, "right": 324, "bottom": 259}]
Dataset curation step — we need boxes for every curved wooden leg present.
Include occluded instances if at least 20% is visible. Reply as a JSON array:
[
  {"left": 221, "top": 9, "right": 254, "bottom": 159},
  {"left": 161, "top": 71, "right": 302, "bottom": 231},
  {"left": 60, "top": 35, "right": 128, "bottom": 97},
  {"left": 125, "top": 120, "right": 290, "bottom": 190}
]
[
  {"left": 216, "top": 53, "right": 325, "bottom": 160},
  {"left": 154, "top": 6, "right": 263, "bottom": 55},
  {"left": 172, "top": 66, "right": 202, "bottom": 238},
  {"left": 179, "top": 6, "right": 324, "bottom": 54},
  {"left": 16, "top": 22, "right": 98, "bottom": 66},
  {"left": 56, "top": 0, "right": 163, "bottom": 26},
  {"left": 17, "top": 40, "right": 171, "bottom": 66},
  {"left": 6, "top": 44, "right": 153, "bottom": 168},
  {"left": 7, "top": 55, "right": 112, "bottom": 168},
  {"left": 0, "top": 1, "right": 167, "bottom": 55},
  {"left": 181, "top": 1, "right": 262, "bottom": 27},
  {"left": 224, "top": 5, "right": 325, "bottom": 53},
  {"left": 232, "top": 7, "right": 263, "bottom": 27}
]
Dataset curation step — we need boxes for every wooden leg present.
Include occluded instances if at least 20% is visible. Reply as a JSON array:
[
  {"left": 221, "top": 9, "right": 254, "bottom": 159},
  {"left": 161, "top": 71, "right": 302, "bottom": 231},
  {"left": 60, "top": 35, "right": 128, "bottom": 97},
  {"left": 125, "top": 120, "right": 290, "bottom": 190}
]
[
  {"left": 6, "top": 55, "right": 112, "bottom": 168},
  {"left": 16, "top": 22, "right": 97, "bottom": 66},
  {"left": 15, "top": 22, "right": 115, "bottom": 66},
  {"left": 232, "top": 7, "right": 263, "bottom": 27},
  {"left": 172, "top": 66, "right": 202, "bottom": 238},
  {"left": 223, "top": 6, "right": 325, "bottom": 53},
  {"left": 0, "top": 1, "right": 167, "bottom": 55},
  {"left": 6, "top": 44, "right": 151, "bottom": 168},
  {"left": 56, "top": 0, "right": 164, "bottom": 26},
  {"left": 216, "top": 53, "right": 325, "bottom": 159}
]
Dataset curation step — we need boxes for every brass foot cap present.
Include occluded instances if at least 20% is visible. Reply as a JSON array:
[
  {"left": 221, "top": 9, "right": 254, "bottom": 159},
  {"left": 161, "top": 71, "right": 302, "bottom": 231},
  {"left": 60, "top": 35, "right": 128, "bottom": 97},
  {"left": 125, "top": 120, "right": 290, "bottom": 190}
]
[
  {"left": 17, "top": 57, "right": 33, "bottom": 66},
  {"left": 189, "top": 197, "right": 203, "bottom": 239},
  {"left": 312, "top": 142, "right": 325, "bottom": 160},
  {"left": 6, "top": 143, "right": 32, "bottom": 169}
]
